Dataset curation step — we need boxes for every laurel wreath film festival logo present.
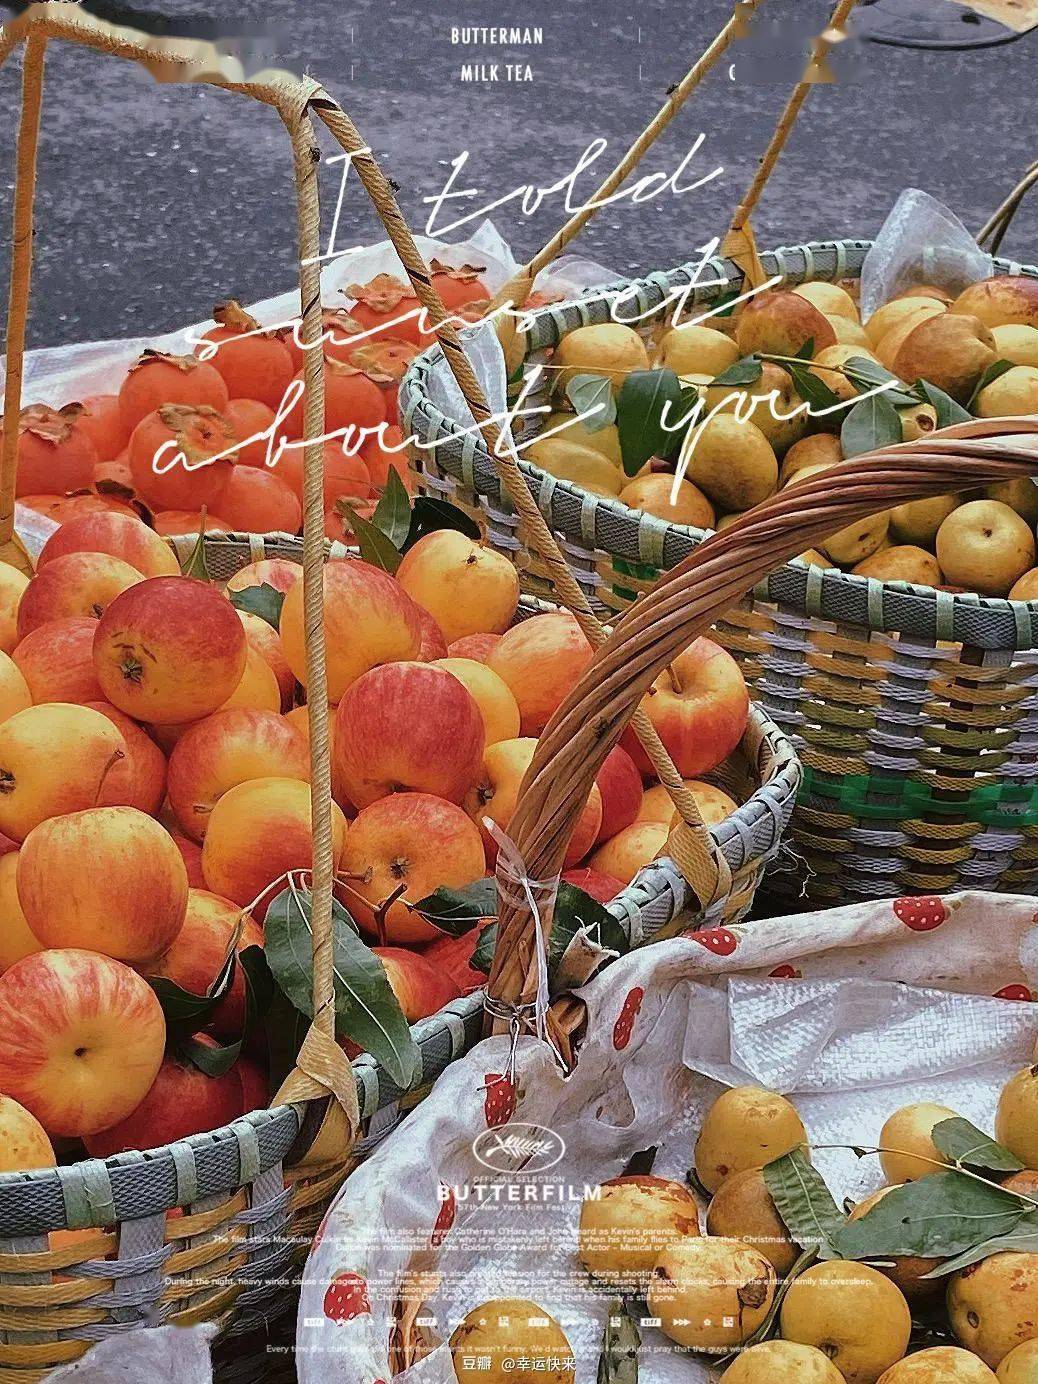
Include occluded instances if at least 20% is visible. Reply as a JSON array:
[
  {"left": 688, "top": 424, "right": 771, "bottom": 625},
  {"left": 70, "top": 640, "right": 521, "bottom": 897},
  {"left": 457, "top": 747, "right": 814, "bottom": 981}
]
[{"left": 472, "top": 1122, "right": 566, "bottom": 1172}]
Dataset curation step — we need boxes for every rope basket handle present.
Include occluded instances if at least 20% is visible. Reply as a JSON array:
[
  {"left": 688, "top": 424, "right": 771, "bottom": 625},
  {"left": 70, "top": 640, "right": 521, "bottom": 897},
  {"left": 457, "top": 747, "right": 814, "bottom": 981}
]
[
  {"left": 489, "top": 0, "right": 762, "bottom": 371},
  {"left": 487, "top": 418, "right": 1038, "bottom": 1011},
  {"left": 977, "top": 157, "right": 1038, "bottom": 256},
  {"left": 722, "top": 0, "right": 859, "bottom": 286}
]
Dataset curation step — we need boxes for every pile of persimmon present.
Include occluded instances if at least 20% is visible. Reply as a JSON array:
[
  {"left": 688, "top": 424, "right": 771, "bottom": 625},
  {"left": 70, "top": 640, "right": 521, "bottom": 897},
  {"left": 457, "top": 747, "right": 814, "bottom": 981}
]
[{"left": 0, "top": 263, "right": 491, "bottom": 541}]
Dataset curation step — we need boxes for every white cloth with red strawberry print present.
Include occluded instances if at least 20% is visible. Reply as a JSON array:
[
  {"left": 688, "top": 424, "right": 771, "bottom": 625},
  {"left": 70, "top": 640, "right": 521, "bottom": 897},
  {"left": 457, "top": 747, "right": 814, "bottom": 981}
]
[{"left": 296, "top": 890, "right": 1038, "bottom": 1383}]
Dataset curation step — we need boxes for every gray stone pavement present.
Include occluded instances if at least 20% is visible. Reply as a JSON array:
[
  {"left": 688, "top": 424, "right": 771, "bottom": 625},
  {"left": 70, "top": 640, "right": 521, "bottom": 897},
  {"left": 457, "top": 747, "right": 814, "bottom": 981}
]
[{"left": 0, "top": 0, "right": 1035, "bottom": 350}]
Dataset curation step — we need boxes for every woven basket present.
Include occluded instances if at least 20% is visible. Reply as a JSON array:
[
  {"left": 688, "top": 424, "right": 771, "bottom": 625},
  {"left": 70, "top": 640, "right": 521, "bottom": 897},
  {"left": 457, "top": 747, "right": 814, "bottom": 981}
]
[{"left": 402, "top": 238, "right": 1038, "bottom": 905}]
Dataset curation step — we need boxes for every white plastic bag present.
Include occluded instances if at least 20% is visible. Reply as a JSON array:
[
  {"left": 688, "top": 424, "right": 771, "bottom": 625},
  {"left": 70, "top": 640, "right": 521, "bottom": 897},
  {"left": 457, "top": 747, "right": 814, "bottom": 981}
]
[
  {"left": 296, "top": 890, "right": 1038, "bottom": 1383},
  {"left": 859, "top": 188, "right": 993, "bottom": 320}
]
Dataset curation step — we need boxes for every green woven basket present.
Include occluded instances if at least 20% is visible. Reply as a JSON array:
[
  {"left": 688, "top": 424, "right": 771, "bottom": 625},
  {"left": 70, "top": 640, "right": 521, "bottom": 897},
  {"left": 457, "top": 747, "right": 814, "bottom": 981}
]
[{"left": 402, "top": 238, "right": 1038, "bottom": 905}]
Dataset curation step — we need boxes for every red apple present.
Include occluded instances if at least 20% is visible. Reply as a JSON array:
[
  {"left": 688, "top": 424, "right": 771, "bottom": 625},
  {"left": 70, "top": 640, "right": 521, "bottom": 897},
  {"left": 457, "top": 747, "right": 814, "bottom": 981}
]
[
  {"left": 415, "top": 604, "right": 449, "bottom": 660},
  {"left": 239, "top": 610, "right": 295, "bottom": 710},
  {"left": 594, "top": 745, "right": 644, "bottom": 842},
  {"left": 422, "top": 925, "right": 493, "bottom": 995},
  {"left": 234, "top": 1054, "right": 270, "bottom": 1113},
  {"left": 19, "top": 806, "right": 188, "bottom": 965},
  {"left": 0, "top": 948, "right": 166, "bottom": 1136},
  {"left": 338, "top": 792, "right": 486, "bottom": 944},
  {"left": 84, "top": 1036, "right": 243, "bottom": 1156},
  {"left": 487, "top": 613, "right": 593, "bottom": 734},
  {"left": 37, "top": 511, "right": 180, "bottom": 579},
  {"left": 225, "top": 558, "right": 301, "bottom": 597},
  {"left": 340, "top": 945, "right": 458, "bottom": 1058},
  {"left": 562, "top": 867, "right": 625, "bottom": 903},
  {"left": 334, "top": 661, "right": 484, "bottom": 808},
  {"left": 17, "top": 552, "right": 144, "bottom": 639},
  {"left": 447, "top": 633, "right": 502, "bottom": 662},
  {"left": 164, "top": 820, "right": 206, "bottom": 888},
  {"left": 464, "top": 737, "right": 602, "bottom": 868},
  {"left": 11, "top": 617, "right": 105, "bottom": 704},
  {"left": 167, "top": 707, "right": 309, "bottom": 841},
  {"left": 277, "top": 558, "right": 424, "bottom": 702},
  {"left": 621, "top": 637, "right": 749, "bottom": 778},
  {"left": 85, "top": 702, "right": 167, "bottom": 815},
  {"left": 93, "top": 576, "right": 248, "bottom": 724},
  {"left": 148, "top": 889, "right": 264, "bottom": 1039}
]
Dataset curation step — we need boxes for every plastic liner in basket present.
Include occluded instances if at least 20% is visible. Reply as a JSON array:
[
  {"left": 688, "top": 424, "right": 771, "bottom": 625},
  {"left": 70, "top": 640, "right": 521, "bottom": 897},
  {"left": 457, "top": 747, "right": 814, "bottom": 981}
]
[
  {"left": 859, "top": 188, "right": 994, "bottom": 319},
  {"left": 296, "top": 890, "right": 1038, "bottom": 1382}
]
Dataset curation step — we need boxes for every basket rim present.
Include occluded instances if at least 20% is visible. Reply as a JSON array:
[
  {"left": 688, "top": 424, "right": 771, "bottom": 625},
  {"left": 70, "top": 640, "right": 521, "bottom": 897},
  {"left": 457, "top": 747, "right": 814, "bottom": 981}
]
[{"left": 400, "top": 237, "right": 1038, "bottom": 651}]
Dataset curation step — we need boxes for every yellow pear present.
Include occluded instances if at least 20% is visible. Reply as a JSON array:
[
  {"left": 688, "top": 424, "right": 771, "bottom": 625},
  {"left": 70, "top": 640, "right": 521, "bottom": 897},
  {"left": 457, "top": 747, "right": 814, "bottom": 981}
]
[
  {"left": 877, "top": 1348, "right": 997, "bottom": 1382},
  {"left": 779, "top": 433, "right": 844, "bottom": 487},
  {"left": 648, "top": 1236, "right": 775, "bottom": 1351},
  {"left": 694, "top": 1086, "right": 806, "bottom": 1193},
  {"left": 893, "top": 313, "right": 998, "bottom": 403},
  {"left": 995, "top": 1066, "right": 1038, "bottom": 1168},
  {"left": 949, "top": 1252, "right": 1038, "bottom": 1368},
  {"left": 540, "top": 412, "right": 622, "bottom": 464},
  {"left": 879, "top": 1102, "right": 956, "bottom": 1183},
  {"left": 998, "top": 1339, "right": 1038, "bottom": 1382},
  {"left": 992, "top": 324, "right": 1038, "bottom": 369},
  {"left": 975, "top": 365, "right": 1038, "bottom": 418},
  {"left": 794, "top": 279, "right": 861, "bottom": 322},
  {"left": 810, "top": 343, "right": 882, "bottom": 406},
  {"left": 984, "top": 478, "right": 1038, "bottom": 526},
  {"left": 852, "top": 545, "right": 942, "bottom": 586},
  {"left": 936, "top": 500, "right": 1035, "bottom": 596},
  {"left": 526, "top": 436, "right": 622, "bottom": 496},
  {"left": 659, "top": 324, "right": 739, "bottom": 378},
  {"left": 899, "top": 401, "right": 938, "bottom": 442},
  {"left": 618, "top": 473, "right": 714, "bottom": 527},
  {"left": 781, "top": 1260, "right": 911, "bottom": 1383},
  {"left": 577, "top": 1175, "right": 700, "bottom": 1289},
  {"left": 706, "top": 1166, "right": 799, "bottom": 1275},
  {"left": 705, "top": 361, "right": 808, "bottom": 454},
  {"left": 866, "top": 295, "right": 947, "bottom": 348},
  {"left": 828, "top": 313, "right": 872, "bottom": 348},
  {"left": 889, "top": 493, "right": 959, "bottom": 547},
  {"left": 679, "top": 413, "right": 778, "bottom": 512},
  {"left": 1010, "top": 569, "right": 1038, "bottom": 601},
  {"left": 950, "top": 275, "right": 1038, "bottom": 330},
  {"left": 720, "top": 1341, "right": 845, "bottom": 1383},
  {"left": 451, "top": 1300, "right": 574, "bottom": 1384},
  {"left": 552, "top": 322, "right": 649, "bottom": 394}
]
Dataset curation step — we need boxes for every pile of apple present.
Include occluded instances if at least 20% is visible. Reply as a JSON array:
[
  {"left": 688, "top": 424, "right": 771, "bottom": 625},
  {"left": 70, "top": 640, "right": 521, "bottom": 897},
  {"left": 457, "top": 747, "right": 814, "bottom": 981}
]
[
  {"left": 0, "top": 260, "right": 496, "bottom": 543},
  {"left": 0, "top": 503, "right": 751, "bottom": 1183},
  {"left": 537, "top": 272, "right": 1038, "bottom": 600}
]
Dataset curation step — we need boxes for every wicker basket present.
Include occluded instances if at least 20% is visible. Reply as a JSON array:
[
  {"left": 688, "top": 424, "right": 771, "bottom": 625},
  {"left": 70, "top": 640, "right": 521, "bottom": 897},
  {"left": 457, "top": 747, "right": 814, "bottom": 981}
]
[{"left": 402, "top": 238, "right": 1038, "bottom": 905}]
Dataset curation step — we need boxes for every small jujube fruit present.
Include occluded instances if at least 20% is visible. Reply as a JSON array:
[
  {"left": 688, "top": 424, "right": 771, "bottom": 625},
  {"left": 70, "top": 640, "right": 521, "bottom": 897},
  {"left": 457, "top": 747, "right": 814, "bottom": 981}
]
[
  {"left": 780, "top": 1260, "right": 912, "bottom": 1383},
  {"left": 450, "top": 1298, "right": 574, "bottom": 1384},
  {"left": 577, "top": 1174, "right": 700, "bottom": 1288},
  {"left": 694, "top": 1085, "right": 807, "bottom": 1193},
  {"left": 647, "top": 1236, "right": 776, "bottom": 1352}
]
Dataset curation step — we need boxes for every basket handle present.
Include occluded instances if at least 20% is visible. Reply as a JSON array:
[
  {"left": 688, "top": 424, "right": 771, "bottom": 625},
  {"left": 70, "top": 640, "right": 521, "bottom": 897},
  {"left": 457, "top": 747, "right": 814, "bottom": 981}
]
[
  {"left": 723, "top": 0, "right": 859, "bottom": 286},
  {"left": 308, "top": 102, "right": 735, "bottom": 911},
  {"left": 489, "top": 0, "right": 761, "bottom": 371},
  {"left": 977, "top": 158, "right": 1038, "bottom": 256},
  {"left": 487, "top": 419, "right": 1038, "bottom": 1012},
  {"left": 0, "top": 4, "right": 363, "bottom": 1141}
]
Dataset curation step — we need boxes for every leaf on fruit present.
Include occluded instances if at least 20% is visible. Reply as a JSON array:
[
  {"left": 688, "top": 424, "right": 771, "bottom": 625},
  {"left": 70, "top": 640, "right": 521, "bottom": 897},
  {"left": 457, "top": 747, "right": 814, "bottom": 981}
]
[
  {"left": 923, "top": 1210, "right": 1038, "bottom": 1278},
  {"left": 180, "top": 511, "right": 213, "bottom": 581},
  {"left": 782, "top": 360, "right": 843, "bottom": 417},
  {"left": 336, "top": 503, "right": 402, "bottom": 573},
  {"left": 617, "top": 368, "right": 685, "bottom": 476},
  {"left": 967, "top": 357, "right": 1016, "bottom": 411},
  {"left": 597, "top": 1300, "right": 640, "bottom": 1384},
  {"left": 711, "top": 355, "right": 763, "bottom": 387},
  {"left": 263, "top": 881, "right": 421, "bottom": 1089},
  {"left": 552, "top": 883, "right": 627, "bottom": 961},
  {"left": 371, "top": 466, "right": 413, "bottom": 550},
  {"left": 264, "top": 982, "right": 312, "bottom": 1094},
  {"left": 714, "top": 1247, "right": 817, "bottom": 1367},
  {"left": 404, "top": 495, "right": 482, "bottom": 550},
  {"left": 832, "top": 1170, "right": 1028, "bottom": 1262},
  {"left": 178, "top": 944, "right": 276, "bottom": 1078},
  {"left": 930, "top": 1117, "right": 1024, "bottom": 1177},
  {"left": 662, "top": 384, "right": 702, "bottom": 462},
  {"left": 148, "top": 973, "right": 232, "bottom": 1037},
  {"left": 565, "top": 373, "right": 617, "bottom": 431},
  {"left": 913, "top": 378, "right": 971, "bottom": 427},
  {"left": 411, "top": 878, "right": 497, "bottom": 935},
  {"left": 228, "top": 581, "right": 285, "bottom": 630},
  {"left": 841, "top": 356, "right": 918, "bottom": 408},
  {"left": 795, "top": 338, "right": 815, "bottom": 361},
  {"left": 840, "top": 392, "right": 903, "bottom": 458},
  {"left": 763, "top": 1149, "right": 845, "bottom": 1259}
]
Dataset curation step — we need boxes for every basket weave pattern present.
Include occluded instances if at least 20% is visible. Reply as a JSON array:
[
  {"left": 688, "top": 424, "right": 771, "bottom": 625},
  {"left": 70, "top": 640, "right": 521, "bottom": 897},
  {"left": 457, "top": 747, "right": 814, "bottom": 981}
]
[{"left": 402, "top": 239, "right": 1038, "bottom": 903}]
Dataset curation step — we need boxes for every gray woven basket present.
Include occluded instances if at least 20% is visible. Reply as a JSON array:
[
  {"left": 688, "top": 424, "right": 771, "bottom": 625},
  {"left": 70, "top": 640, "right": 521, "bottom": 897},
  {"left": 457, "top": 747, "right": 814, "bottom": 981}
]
[
  {"left": 0, "top": 534, "right": 799, "bottom": 1382},
  {"left": 401, "top": 238, "right": 1038, "bottom": 905}
]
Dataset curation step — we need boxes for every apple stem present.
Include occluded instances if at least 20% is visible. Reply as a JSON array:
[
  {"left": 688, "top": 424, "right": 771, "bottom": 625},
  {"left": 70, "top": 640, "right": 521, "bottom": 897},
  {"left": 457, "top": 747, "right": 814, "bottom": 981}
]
[
  {"left": 373, "top": 882, "right": 408, "bottom": 947},
  {"left": 92, "top": 748, "right": 126, "bottom": 807},
  {"left": 667, "top": 662, "right": 684, "bottom": 694}
]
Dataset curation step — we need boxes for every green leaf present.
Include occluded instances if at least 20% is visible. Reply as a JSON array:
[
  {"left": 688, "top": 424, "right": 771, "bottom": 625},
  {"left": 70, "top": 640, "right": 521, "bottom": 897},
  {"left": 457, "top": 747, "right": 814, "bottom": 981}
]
[
  {"left": 404, "top": 495, "right": 482, "bottom": 549},
  {"left": 371, "top": 466, "right": 413, "bottom": 549},
  {"left": 616, "top": 368, "right": 684, "bottom": 476},
  {"left": 565, "top": 374, "right": 617, "bottom": 430},
  {"left": 551, "top": 883, "right": 628, "bottom": 962},
  {"left": 263, "top": 881, "right": 421, "bottom": 1088},
  {"left": 264, "top": 982, "right": 312, "bottom": 1094},
  {"left": 597, "top": 1300, "right": 640, "bottom": 1384},
  {"left": 840, "top": 392, "right": 903, "bottom": 458},
  {"left": 177, "top": 945, "right": 275, "bottom": 1078},
  {"left": 914, "top": 379, "right": 971, "bottom": 427},
  {"left": 833, "top": 1171, "right": 1028, "bottom": 1261},
  {"left": 711, "top": 356, "right": 763, "bottom": 387},
  {"left": 763, "top": 1149, "right": 845, "bottom": 1259},
  {"left": 147, "top": 906, "right": 246, "bottom": 1037},
  {"left": 924, "top": 1211, "right": 1038, "bottom": 1278},
  {"left": 839, "top": 356, "right": 915, "bottom": 406},
  {"left": 662, "top": 385, "right": 703, "bottom": 462},
  {"left": 179, "top": 511, "right": 213, "bottom": 580},
  {"left": 931, "top": 1118, "right": 1024, "bottom": 1178},
  {"left": 795, "top": 338, "right": 815, "bottom": 361},
  {"left": 967, "top": 358, "right": 1016, "bottom": 411},
  {"left": 410, "top": 878, "right": 497, "bottom": 936},
  {"left": 784, "top": 360, "right": 843, "bottom": 416},
  {"left": 229, "top": 581, "right": 286, "bottom": 630},
  {"left": 336, "top": 503, "right": 402, "bottom": 573}
]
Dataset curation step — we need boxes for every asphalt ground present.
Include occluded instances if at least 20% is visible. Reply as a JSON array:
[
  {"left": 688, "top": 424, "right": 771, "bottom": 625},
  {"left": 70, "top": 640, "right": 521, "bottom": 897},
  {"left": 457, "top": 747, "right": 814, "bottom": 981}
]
[{"left": 0, "top": 0, "right": 1035, "bottom": 350}]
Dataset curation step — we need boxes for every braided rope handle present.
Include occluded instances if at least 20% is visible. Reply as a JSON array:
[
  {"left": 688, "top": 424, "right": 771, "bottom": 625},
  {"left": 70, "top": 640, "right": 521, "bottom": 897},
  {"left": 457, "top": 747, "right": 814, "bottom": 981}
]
[
  {"left": 723, "top": 0, "right": 859, "bottom": 285},
  {"left": 487, "top": 418, "right": 1038, "bottom": 1010},
  {"left": 0, "top": 4, "right": 360, "bottom": 1130},
  {"left": 977, "top": 157, "right": 1038, "bottom": 256},
  {"left": 489, "top": 0, "right": 762, "bottom": 369}
]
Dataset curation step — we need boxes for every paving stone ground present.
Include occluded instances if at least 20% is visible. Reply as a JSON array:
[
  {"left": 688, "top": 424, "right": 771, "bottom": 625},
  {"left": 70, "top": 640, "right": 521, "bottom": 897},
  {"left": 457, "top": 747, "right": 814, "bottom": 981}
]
[{"left": 0, "top": 0, "right": 1035, "bottom": 349}]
